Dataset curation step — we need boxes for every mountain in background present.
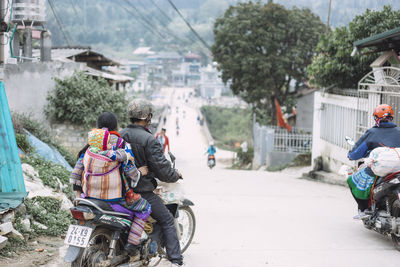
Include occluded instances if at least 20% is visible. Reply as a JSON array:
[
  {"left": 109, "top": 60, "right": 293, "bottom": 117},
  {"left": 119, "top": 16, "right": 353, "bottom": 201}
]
[{"left": 45, "top": 0, "right": 400, "bottom": 61}]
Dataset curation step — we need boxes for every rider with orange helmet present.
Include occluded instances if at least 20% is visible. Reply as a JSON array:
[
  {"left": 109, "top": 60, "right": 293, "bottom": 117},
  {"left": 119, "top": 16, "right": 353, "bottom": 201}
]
[
  {"left": 348, "top": 104, "right": 400, "bottom": 219},
  {"left": 348, "top": 104, "right": 399, "bottom": 160}
]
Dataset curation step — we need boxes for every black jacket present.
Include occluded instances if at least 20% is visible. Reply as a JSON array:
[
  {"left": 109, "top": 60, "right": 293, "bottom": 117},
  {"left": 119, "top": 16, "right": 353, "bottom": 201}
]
[{"left": 120, "top": 124, "right": 179, "bottom": 193}]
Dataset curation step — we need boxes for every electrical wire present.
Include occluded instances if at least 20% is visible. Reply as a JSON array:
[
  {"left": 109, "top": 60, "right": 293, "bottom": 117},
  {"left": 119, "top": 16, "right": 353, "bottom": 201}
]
[
  {"left": 123, "top": 0, "right": 168, "bottom": 41},
  {"left": 69, "top": 0, "right": 79, "bottom": 18},
  {"left": 120, "top": 1, "right": 167, "bottom": 41},
  {"left": 165, "top": 0, "right": 211, "bottom": 51},
  {"left": 150, "top": 0, "right": 172, "bottom": 22},
  {"left": 136, "top": 0, "right": 193, "bottom": 46},
  {"left": 147, "top": 0, "right": 199, "bottom": 46},
  {"left": 47, "top": 0, "right": 72, "bottom": 46}
]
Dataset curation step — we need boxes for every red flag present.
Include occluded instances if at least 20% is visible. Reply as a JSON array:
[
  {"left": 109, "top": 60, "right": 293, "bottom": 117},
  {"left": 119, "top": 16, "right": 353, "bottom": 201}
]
[{"left": 275, "top": 99, "right": 291, "bottom": 132}]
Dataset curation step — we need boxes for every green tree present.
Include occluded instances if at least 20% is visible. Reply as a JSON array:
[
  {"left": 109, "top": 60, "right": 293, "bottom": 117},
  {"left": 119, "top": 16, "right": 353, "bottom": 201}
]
[
  {"left": 212, "top": 2, "right": 325, "bottom": 124},
  {"left": 45, "top": 71, "right": 128, "bottom": 128},
  {"left": 308, "top": 5, "right": 400, "bottom": 89}
]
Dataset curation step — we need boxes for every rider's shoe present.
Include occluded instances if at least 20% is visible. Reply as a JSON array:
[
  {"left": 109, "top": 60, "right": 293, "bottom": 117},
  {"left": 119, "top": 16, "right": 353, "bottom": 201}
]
[
  {"left": 353, "top": 210, "right": 370, "bottom": 220},
  {"left": 124, "top": 243, "right": 139, "bottom": 256}
]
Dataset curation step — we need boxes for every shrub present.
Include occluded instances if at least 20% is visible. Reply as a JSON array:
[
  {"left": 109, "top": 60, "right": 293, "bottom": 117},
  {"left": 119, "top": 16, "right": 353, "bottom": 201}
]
[
  {"left": 24, "top": 197, "right": 73, "bottom": 236},
  {"left": 200, "top": 105, "right": 252, "bottom": 150},
  {"left": 15, "top": 133, "right": 35, "bottom": 154},
  {"left": 45, "top": 71, "right": 128, "bottom": 129},
  {"left": 236, "top": 147, "right": 254, "bottom": 166}
]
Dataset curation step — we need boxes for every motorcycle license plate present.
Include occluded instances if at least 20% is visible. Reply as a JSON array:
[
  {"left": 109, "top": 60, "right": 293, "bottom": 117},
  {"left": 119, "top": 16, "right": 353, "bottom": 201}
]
[{"left": 64, "top": 225, "right": 93, "bottom": 248}]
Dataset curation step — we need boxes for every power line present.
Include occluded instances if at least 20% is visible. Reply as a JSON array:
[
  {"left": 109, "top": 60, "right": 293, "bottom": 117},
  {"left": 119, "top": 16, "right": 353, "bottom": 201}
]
[
  {"left": 150, "top": 0, "right": 172, "bottom": 23},
  {"left": 165, "top": 0, "right": 211, "bottom": 51},
  {"left": 123, "top": 0, "right": 168, "bottom": 41},
  {"left": 149, "top": 0, "right": 200, "bottom": 46},
  {"left": 136, "top": 0, "right": 194, "bottom": 46},
  {"left": 120, "top": 0, "right": 184, "bottom": 53},
  {"left": 69, "top": 0, "right": 79, "bottom": 18},
  {"left": 47, "top": 0, "right": 72, "bottom": 46}
]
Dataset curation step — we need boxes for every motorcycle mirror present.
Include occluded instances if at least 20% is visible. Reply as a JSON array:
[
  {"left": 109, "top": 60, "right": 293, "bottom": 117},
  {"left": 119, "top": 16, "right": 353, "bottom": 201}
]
[{"left": 345, "top": 136, "right": 355, "bottom": 146}]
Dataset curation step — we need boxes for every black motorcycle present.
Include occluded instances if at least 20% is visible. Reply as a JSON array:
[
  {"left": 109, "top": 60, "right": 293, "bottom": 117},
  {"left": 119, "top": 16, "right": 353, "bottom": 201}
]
[
  {"left": 345, "top": 136, "right": 400, "bottom": 251},
  {"left": 207, "top": 154, "right": 215, "bottom": 169},
  {"left": 64, "top": 154, "right": 196, "bottom": 267}
]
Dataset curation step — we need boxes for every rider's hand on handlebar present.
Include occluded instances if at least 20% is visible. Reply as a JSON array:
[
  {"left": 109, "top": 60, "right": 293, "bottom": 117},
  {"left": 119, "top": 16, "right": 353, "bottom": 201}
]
[
  {"left": 176, "top": 169, "right": 183, "bottom": 179},
  {"left": 138, "top": 166, "right": 148, "bottom": 176}
]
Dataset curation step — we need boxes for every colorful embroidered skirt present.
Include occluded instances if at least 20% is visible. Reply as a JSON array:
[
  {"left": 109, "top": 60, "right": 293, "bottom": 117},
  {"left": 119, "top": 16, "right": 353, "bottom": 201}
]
[{"left": 347, "top": 167, "right": 376, "bottom": 200}]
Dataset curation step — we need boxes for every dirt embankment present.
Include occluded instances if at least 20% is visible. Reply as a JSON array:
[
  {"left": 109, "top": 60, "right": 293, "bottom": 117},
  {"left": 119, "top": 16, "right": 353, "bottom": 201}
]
[{"left": 0, "top": 236, "right": 68, "bottom": 267}]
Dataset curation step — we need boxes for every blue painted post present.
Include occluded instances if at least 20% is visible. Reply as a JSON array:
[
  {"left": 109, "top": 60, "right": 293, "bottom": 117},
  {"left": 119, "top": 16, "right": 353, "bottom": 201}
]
[{"left": 0, "top": 82, "right": 26, "bottom": 192}]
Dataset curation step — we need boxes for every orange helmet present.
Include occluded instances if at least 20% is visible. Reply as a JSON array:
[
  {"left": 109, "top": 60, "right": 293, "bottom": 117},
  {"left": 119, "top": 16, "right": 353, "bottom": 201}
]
[{"left": 373, "top": 104, "right": 394, "bottom": 119}]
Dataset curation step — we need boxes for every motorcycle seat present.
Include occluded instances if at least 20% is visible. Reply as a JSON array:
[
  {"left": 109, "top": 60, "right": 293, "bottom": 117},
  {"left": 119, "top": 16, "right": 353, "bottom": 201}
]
[{"left": 78, "top": 198, "right": 114, "bottom": 211}]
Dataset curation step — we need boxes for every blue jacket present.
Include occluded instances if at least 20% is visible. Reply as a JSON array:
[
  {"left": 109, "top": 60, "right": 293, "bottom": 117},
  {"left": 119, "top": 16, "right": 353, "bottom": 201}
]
[
  {"left": 348, "top": 122, "right": 400, "bottom": 160},
  {"left": 207, "top": 145, "right": 216, "bottom": 155}
]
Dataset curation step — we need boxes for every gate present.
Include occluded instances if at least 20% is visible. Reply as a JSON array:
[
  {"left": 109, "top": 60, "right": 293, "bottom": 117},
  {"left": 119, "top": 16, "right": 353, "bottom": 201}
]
[{"left": 357, "top": 67, "right": 400, "bottom": 138}]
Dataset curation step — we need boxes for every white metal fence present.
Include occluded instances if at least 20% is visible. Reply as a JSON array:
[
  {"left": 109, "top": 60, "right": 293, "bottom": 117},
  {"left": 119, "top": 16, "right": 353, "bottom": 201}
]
[
  {"left": 253, "top": 122, "right": 312, "bottom": 166},
  {"left": 274, "top": 128, "right": 312, "bottom": 153}
]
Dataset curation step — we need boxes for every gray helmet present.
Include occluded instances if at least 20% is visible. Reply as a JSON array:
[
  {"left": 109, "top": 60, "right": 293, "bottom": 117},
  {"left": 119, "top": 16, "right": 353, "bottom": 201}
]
[{"left": 127, "top": 99, "right": 155, "bottom": 120}]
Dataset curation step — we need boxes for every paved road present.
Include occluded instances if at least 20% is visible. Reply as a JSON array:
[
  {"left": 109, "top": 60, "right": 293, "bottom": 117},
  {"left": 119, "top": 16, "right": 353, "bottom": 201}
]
[
  {"left": 52, "top": 88, "right": 400, "bottom": 267},
  {"left": 160, "top": 89, "right": 400, "bottom": 267}
]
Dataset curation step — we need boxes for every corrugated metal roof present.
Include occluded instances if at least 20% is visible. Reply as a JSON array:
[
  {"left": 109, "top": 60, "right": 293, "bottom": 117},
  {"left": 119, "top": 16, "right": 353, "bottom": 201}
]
[
  {"left": 354, "top": 27, "right": 400, "bottom": 52},
  {"left": 84, "top": 68, "right": 134, "bottom": 82},
  {"left": 0, "top": 82, "right": 26, "bottom": 193}
]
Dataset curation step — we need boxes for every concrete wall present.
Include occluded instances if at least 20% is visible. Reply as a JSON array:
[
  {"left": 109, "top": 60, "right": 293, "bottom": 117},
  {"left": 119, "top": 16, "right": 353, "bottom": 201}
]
[
  {"left": 266, "top": 151, "right": 299, "bottom": 168},
  {"left": 4, "top": 61, "right": 84, "bottom": 122},
  {"left": 296, "top": 92, "right": 315, "bottom": 130},
  {"left": 51, "top": 123, "right": 87, "bottom": 155}
]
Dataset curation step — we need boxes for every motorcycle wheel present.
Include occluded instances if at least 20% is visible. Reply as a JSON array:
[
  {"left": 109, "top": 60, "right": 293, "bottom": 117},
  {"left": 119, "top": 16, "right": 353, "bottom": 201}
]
[
  {"left": 177, "top": 206, "right": 196, "bottom": 253},
  {"left": 71, "top": 227, "right": 117, "bottom": 267},
  {"left": 391, "top": 199, "right": 400, "bottom": 251}
]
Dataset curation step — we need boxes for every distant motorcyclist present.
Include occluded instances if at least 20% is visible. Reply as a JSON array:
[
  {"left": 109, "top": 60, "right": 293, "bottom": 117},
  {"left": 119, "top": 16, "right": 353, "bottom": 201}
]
[
  {"left": 120, "top": 99, "right": 184, "bottom": 267},
  {"left": 206, "top": 141, "right": 216, "bottom": 159},
  {"left": 347, "top": 104, "right": 400, "bottom": 219},
  {"left": 207, "top": 141, "right": 216, "bottom": 156}
]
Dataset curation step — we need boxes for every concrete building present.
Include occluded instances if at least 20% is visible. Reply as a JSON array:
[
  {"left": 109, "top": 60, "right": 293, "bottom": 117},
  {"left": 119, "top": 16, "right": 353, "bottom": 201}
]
[{"left": 198, "top": 64, "right": 227, "bottom": 98}]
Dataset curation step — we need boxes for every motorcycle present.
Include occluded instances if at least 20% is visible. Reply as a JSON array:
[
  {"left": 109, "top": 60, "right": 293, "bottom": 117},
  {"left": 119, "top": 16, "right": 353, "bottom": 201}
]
[
  {"left": 207, "top": 154, "right": 215, "bottom": 169},
  {"left": 344, "top": 136, "right": 400, "bottom": 251},
  {"left": 64, "top": 152, "right": 196, "bottom": 266}
]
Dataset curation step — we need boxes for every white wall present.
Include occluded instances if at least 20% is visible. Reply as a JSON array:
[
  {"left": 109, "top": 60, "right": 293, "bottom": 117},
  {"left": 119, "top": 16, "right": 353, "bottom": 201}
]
[
  {"left": 4, "top": 61, "right": 84, "bottom": 122},
  {"left": 312, "top": 91, "right": 358, "bottom": 172}
]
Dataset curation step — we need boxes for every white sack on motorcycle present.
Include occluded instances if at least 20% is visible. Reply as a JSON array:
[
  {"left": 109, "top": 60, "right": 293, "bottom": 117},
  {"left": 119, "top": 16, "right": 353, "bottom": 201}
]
[{"left": 368, "top": 147, "right": 400, "bottom": 176}]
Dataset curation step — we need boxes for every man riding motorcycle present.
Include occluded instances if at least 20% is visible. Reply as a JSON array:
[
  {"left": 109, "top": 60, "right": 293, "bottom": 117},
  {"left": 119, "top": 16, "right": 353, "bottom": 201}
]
[
  {"left": 120, "top": 99, "right": 184, "bottom": 267},
  {"left": 347, "top": 104, "right": 400, "bottom": 219}
]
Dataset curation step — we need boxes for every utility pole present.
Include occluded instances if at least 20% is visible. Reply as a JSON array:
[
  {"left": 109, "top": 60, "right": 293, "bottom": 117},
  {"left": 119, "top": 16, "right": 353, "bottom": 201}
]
[
  {"left": 326, "top": 0, "right": 332, "bottom": 33},
  {"left": 83, "top": 0, "right": 86, "bottom": 34},
  {"left": 0, "top": 0, "right": 10, "bottom": 65}
]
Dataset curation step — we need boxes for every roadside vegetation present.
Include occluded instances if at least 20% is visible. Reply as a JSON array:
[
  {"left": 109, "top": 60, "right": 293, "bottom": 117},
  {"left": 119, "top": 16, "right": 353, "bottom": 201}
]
[
  {"left": 200, "top": 105, "right": 252, "bottom": 150},
  {"left": 200, "top": 105, "right": 254, "bottom": 168},
  {"left": 45, "top": 71, "right": 129, "bottom": 129},
  {"left": 4, "top": 113, "right": 75, "bottom": 257}
]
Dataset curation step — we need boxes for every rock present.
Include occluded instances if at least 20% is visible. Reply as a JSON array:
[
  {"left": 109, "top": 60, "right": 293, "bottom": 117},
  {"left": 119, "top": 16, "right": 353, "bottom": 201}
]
[
  {"left": 32, "top": 240, "right": 38, "bottom": 245},
  {"left": 22, "top": 163, "right": 39, "bottom": 180},
  {"left": 0, "top": 211, "right": 15, "bottom": 223},
  {"left": 0, "top": 235, "right": 8, "bottom": 250},
  {"left": 9, "top": 229, "right": 24, "bottom": 240},
  {"left": 32, "top": 221, "right": 48, "bottom": 230},
  {"left": 21, "top": 218, "right": 31, "bottom": 232},
  {"left": 15, "top": 203, "right": 27, "bottom": 215},
  {"left": 0, "top": 222, "right": 14, "bottom": 235}
]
